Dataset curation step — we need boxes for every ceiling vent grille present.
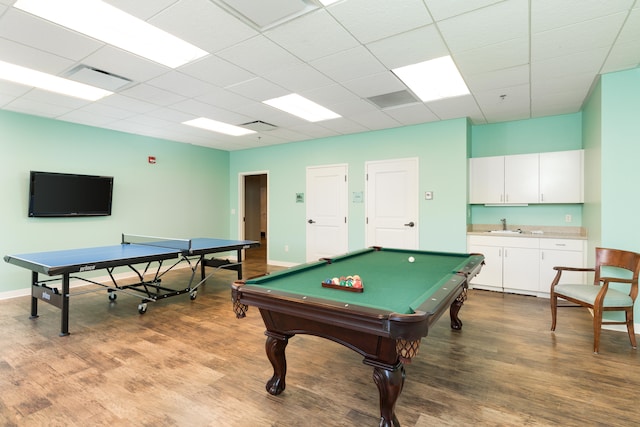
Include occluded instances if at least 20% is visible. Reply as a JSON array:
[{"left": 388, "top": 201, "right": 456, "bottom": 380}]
[
  {"left": 367, "top": 90, "right": 419, "bottom": 109},
  {"left": 66, "top": 65, "right": 132, "bottom": 91},
  {"left": 240, "top": 120, "right": 278, "bottom": 131}
]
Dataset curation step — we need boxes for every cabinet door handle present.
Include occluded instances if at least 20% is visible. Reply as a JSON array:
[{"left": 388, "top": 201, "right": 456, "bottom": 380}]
[
  {"left": 308, "top": 219, "right": 316, "bottom": 224},
  {"left": 404, "top": 221, "right": 415, "bottom": 227}
]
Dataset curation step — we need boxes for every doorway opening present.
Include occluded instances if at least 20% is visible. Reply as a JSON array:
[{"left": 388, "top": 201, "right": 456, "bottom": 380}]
[{"left": 242, "top": 173, "right": 267, "bottom": 263}]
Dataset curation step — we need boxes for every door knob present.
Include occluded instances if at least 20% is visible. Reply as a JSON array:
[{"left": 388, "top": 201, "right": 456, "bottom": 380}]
[
  {"left": 308, "top": 219, "right": 316, "bottom": 224},
  {"left": 404, "top": 221, "right": 415, "bottom": 227}
]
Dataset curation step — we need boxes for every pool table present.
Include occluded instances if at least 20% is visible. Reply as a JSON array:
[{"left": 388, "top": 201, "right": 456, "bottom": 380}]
[{"left": 231, "top": 247, "right": 484, "bottom": 427}]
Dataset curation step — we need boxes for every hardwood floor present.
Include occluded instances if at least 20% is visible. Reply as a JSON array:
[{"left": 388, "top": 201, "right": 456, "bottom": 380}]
[{"left": 1, "top": 253, "right": 639, "bottom": 426}]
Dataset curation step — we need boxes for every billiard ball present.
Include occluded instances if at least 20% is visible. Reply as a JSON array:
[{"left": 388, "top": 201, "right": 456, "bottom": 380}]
[{"left": 408, "top": 256, "right": 415, "bottom": 263}]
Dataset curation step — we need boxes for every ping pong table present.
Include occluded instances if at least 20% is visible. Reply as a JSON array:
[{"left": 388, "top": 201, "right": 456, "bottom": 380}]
[{"left": 3, "top": 234, "right": 260, "bottom": 336}]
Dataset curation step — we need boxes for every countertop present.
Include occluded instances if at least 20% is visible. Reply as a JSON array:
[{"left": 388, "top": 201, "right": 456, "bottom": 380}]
[{"left": 467, "top": 225, "right": 587, "bottom": 240}]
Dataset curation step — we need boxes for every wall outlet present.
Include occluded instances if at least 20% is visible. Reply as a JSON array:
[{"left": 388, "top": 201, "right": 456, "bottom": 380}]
[{"left": 565, "top": 214, "right": 572, "bottom": 223}]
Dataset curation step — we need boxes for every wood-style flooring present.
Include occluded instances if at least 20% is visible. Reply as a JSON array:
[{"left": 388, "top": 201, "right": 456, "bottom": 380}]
[{"left": 1, "top": 245, "right": 639, "bottom": 426}]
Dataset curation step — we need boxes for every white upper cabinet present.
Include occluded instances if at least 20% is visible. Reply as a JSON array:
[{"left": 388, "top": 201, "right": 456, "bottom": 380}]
[
  {"left": 504, "top": 153, "right": 538, "bottom": 203},
  {"left": 539, "top": 150, "right": 584, "bottom": 203},
  {"left": 469, "top": 150, "right": 584, "bottom": 204},
  {"left": 469, "top": 155, "right": 504, "bottom": 204}
]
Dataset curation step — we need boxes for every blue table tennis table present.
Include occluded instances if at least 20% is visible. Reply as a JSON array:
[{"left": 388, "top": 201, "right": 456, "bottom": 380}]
[{"left": 3, "top": 234, "right": 260, "bottom": 336}]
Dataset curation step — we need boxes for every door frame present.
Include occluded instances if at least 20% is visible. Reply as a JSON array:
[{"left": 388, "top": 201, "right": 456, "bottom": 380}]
[{"left": 238, "top": 170, "right": 269, "bottom": 261}]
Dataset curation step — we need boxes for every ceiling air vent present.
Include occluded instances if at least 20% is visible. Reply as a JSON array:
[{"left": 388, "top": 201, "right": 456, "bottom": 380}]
[
  {"left": 240, "top": 120, "right": 278, "bottom": 132},
  {"left": 65, "top": 65, "right": 133, "bottom": 91},
  {"left": 367, "top": 90, "right": 419, "bottom": 109}
]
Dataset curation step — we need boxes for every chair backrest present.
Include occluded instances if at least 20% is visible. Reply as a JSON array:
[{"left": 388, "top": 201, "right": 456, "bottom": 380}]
[{"left": 594, "top": 247, "right": 640, "bottom": 300}]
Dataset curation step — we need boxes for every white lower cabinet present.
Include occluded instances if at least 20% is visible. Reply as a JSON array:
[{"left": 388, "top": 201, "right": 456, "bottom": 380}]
[
  {"left": 468, "top": 235, "right": 586, "bottom": 297},
  {"left": 539, "top": 239, "right": 587, "bottom": 294}
]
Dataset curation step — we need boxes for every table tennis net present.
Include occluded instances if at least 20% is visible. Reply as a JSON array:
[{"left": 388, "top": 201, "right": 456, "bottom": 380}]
[{"left": 122, "top": 234, "right": 192, "bottom": 251}]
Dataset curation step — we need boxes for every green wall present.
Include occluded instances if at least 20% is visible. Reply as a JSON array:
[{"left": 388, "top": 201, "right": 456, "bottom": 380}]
[
  {"left": 230, "top": 118, "right": 470, "bottom": 263},
  {"left": 582, "top": 78, "right": 603, "bottom": 258},
  {"left": 470, "top": 113, "right": 584, "bottom": 228},
  {"left": 0, "top": 110, "right": 230, "bottom": 293},
  {"left": 600, "top": 68, "right": 640, "bottom": 253}
]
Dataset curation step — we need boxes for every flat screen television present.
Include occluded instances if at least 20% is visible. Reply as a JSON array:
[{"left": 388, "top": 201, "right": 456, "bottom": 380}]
[{"left": 28, "top": 171, "right": 114, "bottom": 217}]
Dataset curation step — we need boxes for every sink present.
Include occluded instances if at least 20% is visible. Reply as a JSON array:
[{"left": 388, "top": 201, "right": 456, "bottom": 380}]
[{"left": 487, "top": 230, "right": 523, "bottom": 234}]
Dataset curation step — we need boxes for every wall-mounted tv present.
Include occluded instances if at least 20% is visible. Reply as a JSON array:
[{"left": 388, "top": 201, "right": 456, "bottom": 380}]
[{"left": 28, "top": 171, "right": 114, "bottom": 217}]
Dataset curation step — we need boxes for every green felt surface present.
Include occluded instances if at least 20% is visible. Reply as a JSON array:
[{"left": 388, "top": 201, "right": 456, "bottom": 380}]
[{"left": 244, "top": 248, "right": 473, "bottom": 314}]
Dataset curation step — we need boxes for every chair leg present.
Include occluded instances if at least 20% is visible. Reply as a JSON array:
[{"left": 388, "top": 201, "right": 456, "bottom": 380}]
[
  {"left": 626, "top": 308, "right": 637, "bottom": 349},
  {"left": 593, "top": 307, "right": 603, "bottom": 354},
  {"left": 550, "top": 294, "right": 558, "bottom": 331}
]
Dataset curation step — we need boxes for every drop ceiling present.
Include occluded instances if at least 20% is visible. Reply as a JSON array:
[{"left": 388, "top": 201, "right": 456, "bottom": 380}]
[{"left": 0, "top": 0, "right": 638, "bottom": 151}]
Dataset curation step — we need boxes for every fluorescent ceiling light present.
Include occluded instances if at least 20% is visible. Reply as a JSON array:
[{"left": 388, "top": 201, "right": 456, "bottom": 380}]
[
  {"left": 318, "top": 0, "right": 341, "bottom": 5},
  {"left": 392, "top": 56, "right": 470, "bottom": 103},
  {"left": 183, "top": 118, "right": 256, "bottom": 136},
  {"left": 0, "top": 60, "right": 112, "bottom": 101},
  {"left": 14, "top": 0, "right": 208, "bottom": 68},
  {"left": 263, "top": 94, "right": 340, "bottom": 122}
]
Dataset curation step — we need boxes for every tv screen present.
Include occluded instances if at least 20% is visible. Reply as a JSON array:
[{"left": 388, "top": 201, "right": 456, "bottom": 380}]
[{"left": 28, "top": 171, "right": 114, "bottom": 217}]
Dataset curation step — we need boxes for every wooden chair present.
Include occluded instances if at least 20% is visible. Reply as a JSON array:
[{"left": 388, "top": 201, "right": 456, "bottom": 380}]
[{"left": 550, "top": 247, "right": 640, "bottom": 353}]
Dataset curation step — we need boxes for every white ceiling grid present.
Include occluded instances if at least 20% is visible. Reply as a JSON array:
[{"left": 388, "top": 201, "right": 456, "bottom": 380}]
[{"left": 0, "top": 0, "right": 637, "bottom": 151}]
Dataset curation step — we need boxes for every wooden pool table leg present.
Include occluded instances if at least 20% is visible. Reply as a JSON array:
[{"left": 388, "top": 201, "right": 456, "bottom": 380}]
[
  {"left": 449, "top": 288, "right": 468, "bottom": 330},
  {"left": 372, "top": 363, "right": 405, "bottom": 427},
  {"left": 265, "top": 332, "right": 290, "bottom": 395}
]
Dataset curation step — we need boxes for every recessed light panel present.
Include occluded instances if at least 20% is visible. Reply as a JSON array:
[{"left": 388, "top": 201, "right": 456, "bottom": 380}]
[
  {"left": 183, "top": 118, "right": 257, "bottom": 136},
  {"left": 14, "top": 0, "right": 208, "bottom": 68},
  {"left": 0, "top": 60, "right": 112, "bottom": 101},
  {"left": 263, "top": 94, "right": 341, "bottom": 122},
  {"left": 392, "top": 56, "right": 470, "bottom": 103}
]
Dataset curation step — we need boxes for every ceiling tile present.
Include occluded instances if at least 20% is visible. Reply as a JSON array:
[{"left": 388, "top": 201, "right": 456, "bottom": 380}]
[
  {"left": 327, "top": 0, "right": 432, "bottom": 44},
  {"left": 149, "top": 0, "right": 257, "bottom": 53},
  {"left": 424, "top": 0, "right": 505, "bottom": 21},
  {"left": 262, "top": 63, "right": 335, "bottom": 93},
  {"left": 179, "top": 55, "right": 256, "bottom": 88},
  {"left": 532, "top": 12, "right": 628, "bottom": 62},
  {"left": 454, "top": 37, "right": 529, "bottom": 75},
  {"left": 0, "top": 9, "right": 102, "bottom": 62},
  {"left": 531, "top": 0, "right": 634, "bottom": 32},
  {"left": 265, "top": 9, "right": 360, "bottom": 62},
  {"left": 0, "top": 35, "right": 74, "bottom": 74},
  {"left": 436, "top": 0, "right": 528, "bottom": 53},
  {"left": 4, "top": 96, "right": 74, "bottom": 118},
  {"left": 106, "top": 0, "right": 179, "bottom": 20},
  {"left": 216, "top": 35, "right": 303, "bottom": 76},
  {"left": 225, "top": 77, "right": 288, "bottom": 102},
  {"left": 465, "top": 65, "right": 529, "bottom": 93},
  {"left": 383, "top": 103, "right": 440, "bottom": 126},
  {"left": 341, "top": 71, "right": 406, "bottom": 98},
  {"left": 427, "top": 95, "right": 483, "bottom": 121},
  {"left": 348, "top": 110, "right": 401, "bottom": 130},
  {"left": 366, "top": 24, "right": 448, "bottom": 69},
  {"left": 119, "top": 84, "right": 187, "bottom": 106},
  {"left": 146, "top": 71, "right": 217, "bottom": 97},
  {"left": 310, "top": 45, "right": 386, "bottom": 83}
]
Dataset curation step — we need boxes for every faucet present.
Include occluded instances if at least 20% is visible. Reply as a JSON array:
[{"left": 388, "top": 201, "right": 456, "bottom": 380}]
[{"left": 500, "top": 218, "right": 507, "bottom": 231}]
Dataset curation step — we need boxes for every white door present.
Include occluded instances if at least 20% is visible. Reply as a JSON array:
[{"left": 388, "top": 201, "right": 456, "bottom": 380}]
[
  {"left": 365, "top": 158, "right": 418, "bottom": 249},
  {"left": 306, "top": 164, "right": 348, "bottom": 262}
]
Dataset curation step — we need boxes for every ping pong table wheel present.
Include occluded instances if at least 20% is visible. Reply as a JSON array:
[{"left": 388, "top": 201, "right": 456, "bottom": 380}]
[
  {"left": 189, "top": 291, "right": 197, "bottom": 300},
  {"left": 108, "top": 292, "right": 117, "bottom": 301},
  {"left": 138, "top": 303, "right": 148, "bottom": 314}
]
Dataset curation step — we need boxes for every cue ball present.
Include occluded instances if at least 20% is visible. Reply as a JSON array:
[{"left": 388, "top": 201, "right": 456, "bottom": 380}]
[{"left": 408, "top": 256, "right": 415, "bottom": 263}]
